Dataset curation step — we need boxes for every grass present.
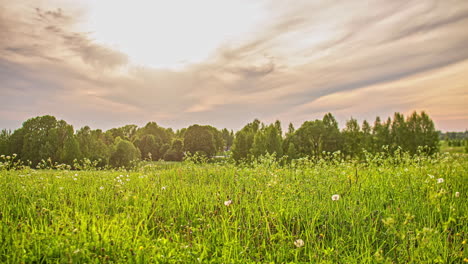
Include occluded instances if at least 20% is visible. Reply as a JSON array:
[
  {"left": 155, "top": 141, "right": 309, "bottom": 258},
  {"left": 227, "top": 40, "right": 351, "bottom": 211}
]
[
  {"left": 440, "top": 140, "right": 467, "bottom": 154},
  {"left": 0, "top": 153, "right": 467, "bottom": 263}
]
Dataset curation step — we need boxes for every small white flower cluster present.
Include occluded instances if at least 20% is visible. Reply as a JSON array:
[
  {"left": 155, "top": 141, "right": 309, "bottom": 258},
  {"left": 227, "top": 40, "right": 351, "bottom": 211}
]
[
  {"left": 114, "top": 175, "right": 125, "bottom": 185},
  {"left": 331, "top": 194, "right": 340, "bottom": 201},
  {"left": 224, "top": 200, "right": 232, "bottom": 206}
]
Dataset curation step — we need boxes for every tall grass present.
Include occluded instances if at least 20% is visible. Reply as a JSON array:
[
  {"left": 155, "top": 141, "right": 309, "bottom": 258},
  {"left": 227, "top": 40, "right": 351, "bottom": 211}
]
[{"left": 0, "top": 153, "right": 467, "bottom": 263}]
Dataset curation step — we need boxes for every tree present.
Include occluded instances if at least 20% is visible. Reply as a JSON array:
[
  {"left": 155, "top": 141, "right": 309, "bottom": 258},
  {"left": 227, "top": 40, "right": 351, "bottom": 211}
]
[
  {"left": 61, "top": 135, "right": 81, "bottom": 164},
  {"left": 76, "top": 126, "right": 111, "bottom": 166},
  {"left": 221, "top": 128, "right": 234, "bottom": 150},
  {"left": 109, "top": 138, "right": 141, "bottom": 167},
  {"left": 183, "top": 125, "right": 217, "bottom": 157},
  {"left": 419, "top": 111, "right": 439, "bottom": 154},
  {"left": 164, "top": 139, "right": 184, "bottom": 161},
  {"left": 231, "top": 119, "right": 261, "bottom": 161},
  {"left": 342, "top": 118, "right": 362, "bottom": 158},
  {"left": 391, "top": 112, "right": 408, "bottom": 152},
  {"left": 286, "top": 142, "right": 298, "bottom": 160},
  {"left": 135, "top": 134, "right": 161, "bottom": 160},
  {"left": 361, "top": 120, "right": 373, "bottom": 152},
  {"left": 0, "top": 129, "right": 11, "bottom": 155},
  {"left": 322, "top": 113, "right": 342, "bottom": 153}
]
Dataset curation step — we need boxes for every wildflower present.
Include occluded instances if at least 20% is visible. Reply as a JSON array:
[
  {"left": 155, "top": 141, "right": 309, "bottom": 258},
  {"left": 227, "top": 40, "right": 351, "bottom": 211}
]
[
  {"left": 437, "top": 178, "right": 444, "bottom": 184},
  {"left": 455, "top": 192, "right": 460, "bottom": 197},
  {"left": 294, "top": 239, "right": 305, "bottom": 248},
  {"left": 59, "top": 187, "right": 64, "bottom": 190},
  {"left": 0, "top": 155, "right": 4, "bottom": 158},
  {"left": 99, "top": 186, "right": 104, "bottom": 190},
  {"left": 161, "top": 186, "right": 166, "bottom": 190},
  {"left": 139, "top": 246, "right": 144, "bottom": 250},
  {"left": 331, "top": 194, "right": 340, "bottom": 201},
  {"left": 463, "top": 240, "right": 466, "bottom": 245},
  {"left": 6, "top": 156, "right": 10, "bottom": 159},
  {"left": 74, "top": 173, "right": 78, "bottom": 177},
  {"left": 224, "top": 200, "right": 232, "bottom": 206},
  {"left": 464, "top": 258, "right": 468, "bottom": 262}
]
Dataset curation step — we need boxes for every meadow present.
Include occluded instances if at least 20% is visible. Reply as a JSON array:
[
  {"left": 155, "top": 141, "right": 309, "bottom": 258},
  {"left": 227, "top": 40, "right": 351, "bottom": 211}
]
[{"left": 0, "top": 153, "right": 467, "bottom": 263}]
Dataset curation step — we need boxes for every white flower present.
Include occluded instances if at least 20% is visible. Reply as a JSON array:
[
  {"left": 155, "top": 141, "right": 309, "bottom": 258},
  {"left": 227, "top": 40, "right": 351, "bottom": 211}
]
[
  {"left": 331, "top": 194, "right": 340, "bottom": 201},
  {"left": 294, "top": 239, "right": 305, "bottom": 248},
  {"left": 428, "top": 174, "right": 435, "bottom": 179},
  {"left": 73, "top": 178, "right": 77, "bottom": 181},
  {"left": 74, "top": 173, "right": 78, "bottom": 177},
  {"left": 224, "top": 200, "right": 232, "bottom": 206},
  {"left": 59, "top": 187, "right": 64, "bottom": 190},
  {"left": 161, "top": 186, "right": 166, "bottom": 190},
  {"left": 455, "top": 192, "right": 460, "bottom": 197},
  {"left": 99, "top": 186, "right": 104, "bottom": 190},
  {"left": 437, "top": 178, "right": 444, "bottom": 184}
]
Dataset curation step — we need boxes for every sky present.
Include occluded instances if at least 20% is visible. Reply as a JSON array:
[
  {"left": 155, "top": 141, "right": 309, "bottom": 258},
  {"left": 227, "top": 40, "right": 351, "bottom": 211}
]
[{"left": 1, "top": 0, "right": 467, "bottom": 132}]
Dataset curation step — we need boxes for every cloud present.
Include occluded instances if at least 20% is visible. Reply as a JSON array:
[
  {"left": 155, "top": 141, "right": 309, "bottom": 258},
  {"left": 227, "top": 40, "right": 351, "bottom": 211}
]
[{"left": 0, "top": 0, "right": 467, "bottom": 131}]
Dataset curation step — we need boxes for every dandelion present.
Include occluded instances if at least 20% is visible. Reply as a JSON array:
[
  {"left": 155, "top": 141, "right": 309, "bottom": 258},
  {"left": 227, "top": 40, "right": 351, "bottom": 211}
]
[
  {"left": 294, "top": 239, "right": 305, "bottom": 248},
  {"left": 73, "top": 178, "right": 77, "bottom": 181},
  {"left": 99, "top": 186, "right": 104, "bottom": 190},
  {"left": 331, "top": 194, "right": 340, "bottom": 201},
  {"left": 437, "top": 178, "right": 444, "bottom": 184},
  {"left": 6, "top": 156, "right": 10, "bottom": 159},
  {"left": 0, "top": 155, "right": 4, "bottom": 158},
  {"left": 224, "top": 200, "right": 232, "bottom": 206},
  {"left": 161, "top": 186, "right": 166, "bottom": 190},
  {"left": 455, "top": 192, "right": 460, "bottom": 197}
]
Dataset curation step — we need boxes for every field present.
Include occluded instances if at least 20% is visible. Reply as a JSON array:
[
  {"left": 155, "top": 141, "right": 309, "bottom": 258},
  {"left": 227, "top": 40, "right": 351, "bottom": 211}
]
[{"left": 1, "top": 154, "right": 467, "bottom": 263}]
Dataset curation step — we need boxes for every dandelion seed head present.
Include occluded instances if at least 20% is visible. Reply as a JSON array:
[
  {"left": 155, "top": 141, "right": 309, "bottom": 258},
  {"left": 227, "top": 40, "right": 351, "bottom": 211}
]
[
  {"left": 331, "top": 194, "right": 340, "bottom": 201},
  {"left": 99, "top": 186, "right": 104, "bottom": 190},
  {"left": 437, "top": 178, "right": 444, "bottom": 184},
  {"left": 224, "top": 200, "right": 232, "bottom": 206},
  {"left": 294, "top": 239, "right": 304, "bottom": 248},
  {"left": 455, "top": 192, "right": 460, "bottom": 197},
  {"left": 161, "top": 186, "right": 166, "bottom": 190}
]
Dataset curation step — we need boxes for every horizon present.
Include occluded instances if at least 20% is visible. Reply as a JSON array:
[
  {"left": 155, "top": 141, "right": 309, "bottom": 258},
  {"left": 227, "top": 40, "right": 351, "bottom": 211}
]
[{"left": 1, "top": 0, "right": 468, "bottom": 132}]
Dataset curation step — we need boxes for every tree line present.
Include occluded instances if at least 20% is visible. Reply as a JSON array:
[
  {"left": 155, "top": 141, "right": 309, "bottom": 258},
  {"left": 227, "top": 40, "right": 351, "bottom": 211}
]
[{"left": 0, "top": 111, "right": 440, "bottom": 167}]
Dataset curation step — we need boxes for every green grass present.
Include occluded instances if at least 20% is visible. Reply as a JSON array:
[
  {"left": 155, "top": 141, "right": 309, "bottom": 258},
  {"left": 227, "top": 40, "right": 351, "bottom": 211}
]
[
  {"left": 440, "top": 140, "right": 467, "bottom": 154},
  {"left": 1, "top": 154, "right": 467, "bottom": 263}
]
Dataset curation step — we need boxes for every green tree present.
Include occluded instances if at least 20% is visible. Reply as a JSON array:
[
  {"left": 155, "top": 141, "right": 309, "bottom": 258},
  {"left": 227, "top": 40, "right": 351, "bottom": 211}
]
[
  {"left": 183, "top": 125, "right": 217, "bottom": 157},
  {"left": 164, "top": 139, "right": 184, "bottom": 161},
  {"left": 61, "top": 135, "right": 81, "bottom": 164},
  {"left": 109, "top": 138, "right": 141, "bottom": 167},
  {"left": 231, "top": 119, "right": 261, "bottom": 161},
  {"left": 342, "top": 118, "right": 362, "bottom": 158},
  {"left": 135, "top": 134, "right": 162, "bottom": 160},
  {"left": 0, "top": 129, "right": 11, "bottom": 155}
]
